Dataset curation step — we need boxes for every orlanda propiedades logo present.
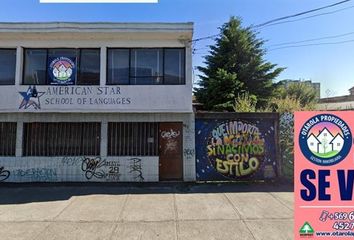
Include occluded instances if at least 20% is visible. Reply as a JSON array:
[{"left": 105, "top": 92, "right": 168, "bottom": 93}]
[
  {"left": 49, "top": 57, "right": 76, "bottom": 84},
  {"left": 299, "top": 114, "right": 352, "bottom": 166}
]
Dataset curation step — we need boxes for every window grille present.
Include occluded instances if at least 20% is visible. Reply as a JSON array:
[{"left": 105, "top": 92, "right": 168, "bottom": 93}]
[
  {"left": 0, "top": 122, "right": 16, "bottom": 156},
  {"left": 108, "top": 122, "right": 159, "bottom": 156},
  {"left": 23, "top": 122, "right": 101, "bottom": 156}
]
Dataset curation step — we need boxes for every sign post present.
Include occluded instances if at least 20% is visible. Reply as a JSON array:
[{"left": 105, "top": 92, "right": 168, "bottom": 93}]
[{"left": 295, "top": 111, "right": 354, "bottom": 239}]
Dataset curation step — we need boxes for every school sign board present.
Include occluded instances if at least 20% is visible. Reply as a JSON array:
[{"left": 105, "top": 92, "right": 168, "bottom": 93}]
[
  {"left": 295, "top": 112, "right": 354, "bottom": 239},
  {"left": 0, "top": 85, "right": 192, "bottom": 113}
]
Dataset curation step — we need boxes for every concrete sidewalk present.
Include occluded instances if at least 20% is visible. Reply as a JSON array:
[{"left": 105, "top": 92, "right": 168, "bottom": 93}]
[{"left": 0, "top": 183, "right": 293, "bottom": 240}]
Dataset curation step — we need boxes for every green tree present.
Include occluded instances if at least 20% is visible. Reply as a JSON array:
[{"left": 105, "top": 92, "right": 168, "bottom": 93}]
[
  {"left": 195, "top": 17, "right": 284, "bottom": 111},
  {"left": 270, "top": 81, "right": 318, "bottom": 112},
  {"left": 233, "top": 92, "right": 257, "bottom": 112}
]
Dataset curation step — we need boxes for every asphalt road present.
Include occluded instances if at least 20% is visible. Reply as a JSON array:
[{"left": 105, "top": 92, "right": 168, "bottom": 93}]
[{"left": 0, "top": 182, "right": 294, "bottom": 240}]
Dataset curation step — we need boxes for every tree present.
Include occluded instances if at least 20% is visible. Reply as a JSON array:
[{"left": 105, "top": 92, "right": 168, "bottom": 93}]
[
  {"left": 270, "top": 81, "right": 318, "bottom": 112},
  {"left": 195, "top": 17, "right": 284, "bottom": 111},
  {"left": 233, "top": 92, "right": 257, "bottom": 112}
]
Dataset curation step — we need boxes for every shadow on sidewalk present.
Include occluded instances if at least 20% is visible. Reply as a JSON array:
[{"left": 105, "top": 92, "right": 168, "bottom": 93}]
[{"left": 0, "top": 181, "right": 293, "bottom": 205}]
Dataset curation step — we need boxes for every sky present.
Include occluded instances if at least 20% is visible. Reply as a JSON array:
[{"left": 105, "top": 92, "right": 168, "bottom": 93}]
[{"left": 1, "top": 0, "right": 353, "bottom": 97}]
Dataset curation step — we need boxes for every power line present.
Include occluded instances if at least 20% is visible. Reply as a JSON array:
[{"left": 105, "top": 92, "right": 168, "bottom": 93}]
[
  {"left": 254, "top": 0, "right": 351, "bottom": 28},
  {"left": 268, "top": 39, "right": 354, "bottom": 51},
  {"left": 268, "top": 30, "right": 354, "bottom": 47},
  {"left": 190, "top": 0, "right": 352, "bottom": 42},
  {"left": 259, "top": 5, "right": 354, "bottom": 29},
  {"left": 191, "top": 34, "right": 219, "bottom": 43}
]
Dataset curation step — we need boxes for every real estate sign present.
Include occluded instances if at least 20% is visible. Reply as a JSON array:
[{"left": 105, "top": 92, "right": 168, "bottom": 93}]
[{"left": 295, "top": 111, "right": 354, "bottom": 239}]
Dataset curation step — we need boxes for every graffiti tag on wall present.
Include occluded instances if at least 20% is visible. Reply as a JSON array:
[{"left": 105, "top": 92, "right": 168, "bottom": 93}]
[
  {"left": 0, "top": 156, "right": 158, "bottom": 183},
  {"left": 196, "top": 117, "right": 278, "bottom": 181},
  {"left": 14, "top": 168, "right": 57, "bottom": 182},
  {"left": 0, "top": 166, "right": 10, "bottom": 182},
  {"left": 81, "top": 157, "right": 121, "bottom": 181},
  {"left": 129, "top": 158, "right": 144, "bottom": 182},
  {"left": 81, "top": 157, "right": 106, "bottom": 180}
]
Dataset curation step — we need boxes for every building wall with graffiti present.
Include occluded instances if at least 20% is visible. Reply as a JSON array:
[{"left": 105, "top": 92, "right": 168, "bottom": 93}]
[
  {"left": 0, "top": 156, "right": 157, "bottom": 183},
  {"left": 0, "top": 112, "right": 196, "bottom": 183},
  {"left": 195, "top": 113, "right": 279, "bottom": 181}
]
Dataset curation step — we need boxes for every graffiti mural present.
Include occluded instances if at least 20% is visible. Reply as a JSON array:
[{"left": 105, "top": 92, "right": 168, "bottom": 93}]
[
  {"left": 0, "top": 166, "right": 10, "bottom": 182},
  {"left": 279, "top": 112, "right": 294, "bottom": 179},
  {"left": 195, "top": 114, "right": 279, "bottom": 181}
]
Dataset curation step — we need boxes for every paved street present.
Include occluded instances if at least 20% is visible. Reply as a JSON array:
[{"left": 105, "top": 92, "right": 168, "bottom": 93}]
[{"left": 0, "top": 182, "right": 293, "bottom": 240}]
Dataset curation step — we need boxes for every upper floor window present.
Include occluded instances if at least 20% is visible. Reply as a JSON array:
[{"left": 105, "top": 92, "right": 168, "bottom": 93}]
[
  {"left": 23, "top": 48, "right": 100, "bottom": 85},
  {"left": 0, "top": 49, "right": 16, "bottom": 85},
  {"left": 107, "top": 48, "right": 185, "bottom": 85}
]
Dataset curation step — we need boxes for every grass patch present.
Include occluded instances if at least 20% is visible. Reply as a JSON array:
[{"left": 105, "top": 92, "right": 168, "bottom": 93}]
[{"left": 312, "top": 150, "right": 339, "bottom": 158}]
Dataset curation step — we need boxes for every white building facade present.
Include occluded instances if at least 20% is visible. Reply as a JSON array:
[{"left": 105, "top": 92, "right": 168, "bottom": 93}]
[{"left": 0, "top": 22, "right": 196, "bottom": 183}]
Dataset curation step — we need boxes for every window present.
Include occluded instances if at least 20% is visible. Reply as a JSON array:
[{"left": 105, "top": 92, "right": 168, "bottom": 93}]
[
  {"left": 108, "top": 122, "right": 159, "bottom": 156},
  {"left": 324, "top": 133, "right": 327, "bottom": 137},
  {"left": 337, "top": 143, "right": 341, "bottom": 146},
  {"left": 23, "top": 122, "right": 101, "bottom": 156},
  {"left": 107, "top": 49, "right": 129, "bottom": 85},
  {"left": 130, "top": 49, "right": 163, "bottom": 85},
  {"left": 107, "top": 48, "right": 185, "bottom": 85},
  {"left": 164, "top": 49, "right": 185, "bottom": 84},
  {"left": 78, "top": 49, "right": 100, "bottom": 85},
  {"left": 24, "top": 49, "right": 49, "bottom": 85},
  {"left": 0, "top": 122, "right": 17, "bottom": 156},
  {"left": 0, "top": 49, "right": 16, "bottom": 85},
  {"left": 23, "top": 48, "right": 100, "bottom": 85}
]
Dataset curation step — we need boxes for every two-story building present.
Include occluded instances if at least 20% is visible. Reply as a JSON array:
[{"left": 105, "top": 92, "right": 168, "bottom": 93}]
[{"left": 0, "top": 22, "right": 195, "bottom": 183}]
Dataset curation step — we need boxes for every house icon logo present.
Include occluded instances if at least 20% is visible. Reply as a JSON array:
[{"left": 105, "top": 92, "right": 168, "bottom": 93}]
[{"left": 299, "top": 114, "right": 352, "bottom": 166}]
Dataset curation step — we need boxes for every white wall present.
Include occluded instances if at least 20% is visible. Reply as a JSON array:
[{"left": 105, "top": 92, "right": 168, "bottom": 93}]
[
  {"left": 0, "top": 36, "right": 193, "bottom": 113},
  {"left": 0, "top": 156, "right": 159, "bottom": 183}
]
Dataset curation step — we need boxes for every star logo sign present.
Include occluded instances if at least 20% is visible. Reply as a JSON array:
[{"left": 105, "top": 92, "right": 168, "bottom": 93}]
[{"left": 19, "top": 86, "right": 45, "bottom": 110}]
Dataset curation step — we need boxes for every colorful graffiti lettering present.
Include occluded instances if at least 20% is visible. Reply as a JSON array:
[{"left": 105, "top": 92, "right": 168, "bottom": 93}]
[
  {"left": 195, "top": 115, "right": 278, "bottom": 181},
  {"left": 81, "top": 157, "right": 106, "bottom": 180},
  {"left": 206, "top": 120, "right": 265, "bottom": 179},
  {"left": 0, "top": 166, "right": 10, "bottom": 182}
]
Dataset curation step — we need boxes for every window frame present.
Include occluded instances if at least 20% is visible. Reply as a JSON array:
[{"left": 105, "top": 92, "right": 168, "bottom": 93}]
[
  {"left": 22, "top": 48, "right": 101, "bottom": 86},
  {"left": 106, "top": 47, "right": 186, "bottom": 86},
  {"left": 0, "top": 48, "right": 17, "bottom": 86}
]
